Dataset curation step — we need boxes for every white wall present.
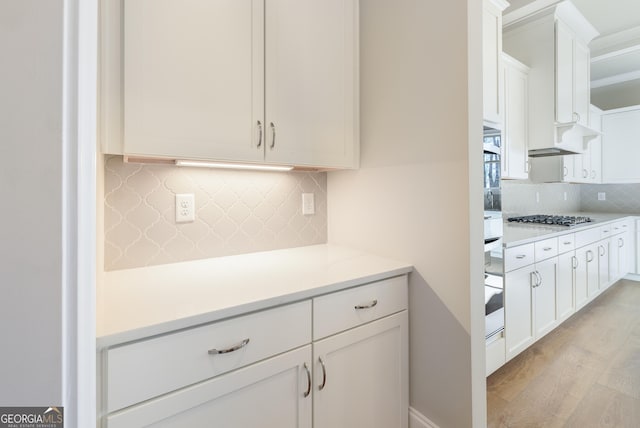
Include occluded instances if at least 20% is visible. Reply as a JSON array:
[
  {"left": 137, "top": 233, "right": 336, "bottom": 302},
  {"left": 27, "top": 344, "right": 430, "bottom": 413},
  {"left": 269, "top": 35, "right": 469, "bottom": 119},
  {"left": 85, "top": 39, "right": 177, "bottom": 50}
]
[
  {"left": 0, "top": 1, "right": 96, "bottom": 426},
  {"left": 328, "top": 1, "right": 485, "bottom": 426},
  {"left": 0, "top": 0, "right": 65, "bottom": 405}
]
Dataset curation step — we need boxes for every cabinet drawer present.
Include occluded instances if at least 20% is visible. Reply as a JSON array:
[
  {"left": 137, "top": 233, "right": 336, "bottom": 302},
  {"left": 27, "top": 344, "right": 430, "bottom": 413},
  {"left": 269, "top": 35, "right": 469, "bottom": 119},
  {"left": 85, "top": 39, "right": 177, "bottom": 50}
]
[
  {"left": 504, "top": 244, "right": 534, "bottom": 272},
  {"left": 313, "top": 275, "right": 407, "bottom": 340},
  {"left": 486, "top": 333, "right": 506, "bottom": 376},
  {"left": 575, "top": 227, "right": 600, "bottom": 248},
  {"left": 106, "top": 301, "right": 311, "bottom": 413},
  {"left": 535, "top": 237, "right": 558, "bottom": 261},
  {"left": 611, "top": 219, "right": 633, "bottom": 235},
  {"left": 557, "top": 233, "right": 575, "bottom": 253},
  {"left": 600, "top": 224, "right": 613, "bottom": 239}
]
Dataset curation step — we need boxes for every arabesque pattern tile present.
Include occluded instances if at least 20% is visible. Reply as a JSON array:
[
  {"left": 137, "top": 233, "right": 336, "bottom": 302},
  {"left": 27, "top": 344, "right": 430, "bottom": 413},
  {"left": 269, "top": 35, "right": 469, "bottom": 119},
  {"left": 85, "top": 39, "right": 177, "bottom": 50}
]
[{"left": 104, "top": 156, "right": 327, "bottom": 271}]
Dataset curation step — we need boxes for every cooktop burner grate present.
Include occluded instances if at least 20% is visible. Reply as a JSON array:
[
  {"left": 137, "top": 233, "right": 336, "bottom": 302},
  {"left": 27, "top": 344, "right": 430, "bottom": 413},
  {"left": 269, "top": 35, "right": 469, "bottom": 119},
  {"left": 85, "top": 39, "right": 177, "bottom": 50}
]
[{"left": 507, "top": 214, "right": 593, "bottom": 227}]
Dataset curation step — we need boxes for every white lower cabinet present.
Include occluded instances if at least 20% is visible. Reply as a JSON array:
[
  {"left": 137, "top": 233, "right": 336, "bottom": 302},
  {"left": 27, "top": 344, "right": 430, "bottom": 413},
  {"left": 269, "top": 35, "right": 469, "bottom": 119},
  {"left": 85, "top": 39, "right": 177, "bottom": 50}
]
[
  {"left": 100, "top": 275, "right": 408, "bottom": 428},
  {"left": 505, "top": 255, "right": 558, "bottom": 361},
  {"left": 106, "top": 346, "right": 312, "bottom": 428},
  {"left": 575, "top": 243, "right": 598, "bottom": 308},
  {"left": 556, "top": 251, "right": 575, "bottom": 322},
  {"left": 313, "top": 312, "right": 408, "bottom": 428}
]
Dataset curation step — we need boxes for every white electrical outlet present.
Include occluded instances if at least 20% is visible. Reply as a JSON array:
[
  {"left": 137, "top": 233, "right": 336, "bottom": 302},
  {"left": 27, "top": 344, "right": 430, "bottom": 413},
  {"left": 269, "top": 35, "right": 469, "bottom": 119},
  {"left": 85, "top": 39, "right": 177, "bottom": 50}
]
[
  {"left": 563, "top": 192, "right": 567, "bottom": 201},
  {"left": 175, "top": 194, "right": 195, "bottom": 223},
  {"left": 536, "top": 191, "right": 540, "bottom": 203},
  {"left": 598, "top": 192, "right": 606, "bottom": 201},
  {"left": 302, "top": 193, "right": 315, "bottom": 215}
]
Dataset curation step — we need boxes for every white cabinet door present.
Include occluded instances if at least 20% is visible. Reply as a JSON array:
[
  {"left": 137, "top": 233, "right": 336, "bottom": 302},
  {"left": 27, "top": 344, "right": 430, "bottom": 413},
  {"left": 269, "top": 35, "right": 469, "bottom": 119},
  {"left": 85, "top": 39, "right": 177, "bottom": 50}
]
[
  {"left": 313, "top": 312, "right": 408, "bottom": 428},
  {"left": 505, "top": 266, "right": 535, "bottom": 361},
  {"left": 597, "top": 240, "right": 610, "bottom": 291},
  {"left": 106, "top": 346, "right": 312, "bottom": 428},
  {"left": 483, "top": 0, "right": 505, "bottom": 125},
  {"left": 555, "top": 19, "right": 574, "bottom": 124},
  {"left": 557, "top": 252, "right": 575, "bottom": 322},
  {"left": 502, "top": 54, "right": 529, "bottom": 179},
  {"left": 573, "top": 39, "right": 590, "bottom": 127},
  {"left": 602, "top": 107, "right": 640, "bottom": 183},
  {"left": 264, "top": 0, "right": 358, "bottom": 168},
  {"left": 533, "top": 257, "right": 558, "bottom": 339},
  {"left": 122, "top": 0, "right": 264, "bottom": 162},
  {"left": 575, "top": 243, "right": 598, "bottom": 309}
]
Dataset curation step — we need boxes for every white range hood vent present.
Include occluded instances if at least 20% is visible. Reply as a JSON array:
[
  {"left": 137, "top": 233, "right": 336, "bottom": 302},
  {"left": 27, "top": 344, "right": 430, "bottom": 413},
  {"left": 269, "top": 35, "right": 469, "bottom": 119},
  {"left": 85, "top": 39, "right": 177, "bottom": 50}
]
[{"left": 528, "top": 121, "right": 602, "bottom": 158}]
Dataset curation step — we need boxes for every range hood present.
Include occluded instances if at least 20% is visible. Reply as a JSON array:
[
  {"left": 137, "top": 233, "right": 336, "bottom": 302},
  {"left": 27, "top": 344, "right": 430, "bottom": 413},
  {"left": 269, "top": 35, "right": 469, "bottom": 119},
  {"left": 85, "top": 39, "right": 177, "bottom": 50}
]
[{"left": 528, "top": 121, "right": 601, "bottom": 158}]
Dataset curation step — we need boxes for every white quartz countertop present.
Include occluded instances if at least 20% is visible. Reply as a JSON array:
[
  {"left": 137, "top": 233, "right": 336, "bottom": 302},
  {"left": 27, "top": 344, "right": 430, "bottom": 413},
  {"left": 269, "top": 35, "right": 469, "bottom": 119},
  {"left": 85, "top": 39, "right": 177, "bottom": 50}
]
[
  {"left": 503, "top": 213, "right": 638, "bottom": 248},
  {"left": 97, "top": 244, "right": 413, "bottom": 349}
]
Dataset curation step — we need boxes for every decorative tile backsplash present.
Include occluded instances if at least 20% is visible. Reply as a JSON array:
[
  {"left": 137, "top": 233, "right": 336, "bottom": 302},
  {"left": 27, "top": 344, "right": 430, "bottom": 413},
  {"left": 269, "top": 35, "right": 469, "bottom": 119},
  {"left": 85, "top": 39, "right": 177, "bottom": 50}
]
[
  {"left": 104, "top": 156, "right": 327, "bottom": 271},
  {"left": 501, "top": 181, "right": 581, "bottom": 217},
  {"left": 580, "top": 184, "right": 640, "bottom": 214}
]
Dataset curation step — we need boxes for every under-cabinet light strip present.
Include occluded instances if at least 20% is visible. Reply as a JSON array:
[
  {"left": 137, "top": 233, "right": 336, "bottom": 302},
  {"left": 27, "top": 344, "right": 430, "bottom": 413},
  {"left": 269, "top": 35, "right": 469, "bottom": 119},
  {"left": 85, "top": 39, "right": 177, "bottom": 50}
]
[{"left": 175, "top": 160, "right": 294, "bottom": 172}]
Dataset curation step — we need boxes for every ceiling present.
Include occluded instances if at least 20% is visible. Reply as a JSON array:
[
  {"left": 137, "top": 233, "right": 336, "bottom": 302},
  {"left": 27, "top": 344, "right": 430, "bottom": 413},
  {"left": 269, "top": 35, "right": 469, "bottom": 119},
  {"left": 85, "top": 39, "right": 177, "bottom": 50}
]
[{"left": 505, "top": 0, "right": 640, "bottom": 108}]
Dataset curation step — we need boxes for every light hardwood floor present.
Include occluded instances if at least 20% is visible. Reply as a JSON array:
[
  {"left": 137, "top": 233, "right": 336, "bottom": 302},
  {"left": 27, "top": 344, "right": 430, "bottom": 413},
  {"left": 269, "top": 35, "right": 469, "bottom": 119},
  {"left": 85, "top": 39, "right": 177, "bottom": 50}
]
[{"left": 487, "top": 279, "right": 640, "bottom": 428}]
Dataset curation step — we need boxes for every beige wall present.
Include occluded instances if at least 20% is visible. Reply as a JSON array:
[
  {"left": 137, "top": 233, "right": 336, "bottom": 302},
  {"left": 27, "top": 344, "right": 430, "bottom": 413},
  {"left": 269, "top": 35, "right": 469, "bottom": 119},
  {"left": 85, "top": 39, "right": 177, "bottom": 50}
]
[{"left": 328, "top": 0, "right": 485, "bottom": 426}]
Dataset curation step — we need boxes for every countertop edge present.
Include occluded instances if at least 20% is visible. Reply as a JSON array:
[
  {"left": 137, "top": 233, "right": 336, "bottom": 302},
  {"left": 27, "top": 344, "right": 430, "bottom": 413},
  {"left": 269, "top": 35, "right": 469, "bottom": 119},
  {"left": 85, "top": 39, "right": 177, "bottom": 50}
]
[{"left": 97, "top": 261, "right": 412, "bottom": 349}]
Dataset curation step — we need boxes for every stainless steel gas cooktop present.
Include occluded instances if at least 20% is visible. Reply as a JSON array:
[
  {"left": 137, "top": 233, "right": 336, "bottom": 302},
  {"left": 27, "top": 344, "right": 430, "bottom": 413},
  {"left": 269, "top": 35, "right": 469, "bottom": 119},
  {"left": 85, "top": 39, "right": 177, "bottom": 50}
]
[{"left": 507, "top": 214, "right": 593, "bottom": 227}]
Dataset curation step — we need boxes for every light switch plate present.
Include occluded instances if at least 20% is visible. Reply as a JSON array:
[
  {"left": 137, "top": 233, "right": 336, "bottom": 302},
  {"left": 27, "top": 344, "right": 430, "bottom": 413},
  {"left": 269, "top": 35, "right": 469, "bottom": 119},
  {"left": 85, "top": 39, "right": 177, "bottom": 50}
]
[
  {"left": 598, "top": 192, "right": 606, "bottom": 201},
  {"left": 302, "top": 193, "right": 315, "bottom": 215},
  {"left": 176, "top": 194, "right": 195, "bottom": 223}
]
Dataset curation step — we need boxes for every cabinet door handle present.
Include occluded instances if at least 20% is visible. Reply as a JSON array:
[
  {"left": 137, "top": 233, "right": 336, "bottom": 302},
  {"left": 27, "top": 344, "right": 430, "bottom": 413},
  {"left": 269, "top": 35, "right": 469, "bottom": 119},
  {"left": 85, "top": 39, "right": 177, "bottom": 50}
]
[
  {"left": 536, "top": 271, "right": 542, "bottom": 287},
  {"left": 269, "top": 122, "right": 276, "bottom": 149},
  {"left": 208, "top": 338, "right": 250, "bottom": 355},
  {"left": 582, "top": 169, "right": 588, "bottom": 178},
  {"left": 563, "top": 166, "right": 568, "bottom": 177},
  {"left": 572, "top": 255, "right": 578, "bottom": 269},
  {"left": 591, "top": 170, "right": 596, "bottom": 179},
  {"left": 256, "top": 120, "right": 263, "bottom": 148},
  {"left": 516, "top": 254, "right": 527, "bottom": 259},
  {"left": 587, "top": 250, "right": 594, "bottom": 262},
  {"left": 573, "top": 112, "right": 581, "bottom": 123},
  {"left": 318, "top": 357, "right": 327, "bottom": 390},
  {"left": 619, "top": 238, "right": 624, "bottom": 248},
  {"left": 354, "top": 299, "right": 378, "bottom": 310},
  {"left": 599, "top": 245, "right": 605, "bottom": 256},
  {"left": 303, "top": 363, "right": 311, "bottom": 398}
]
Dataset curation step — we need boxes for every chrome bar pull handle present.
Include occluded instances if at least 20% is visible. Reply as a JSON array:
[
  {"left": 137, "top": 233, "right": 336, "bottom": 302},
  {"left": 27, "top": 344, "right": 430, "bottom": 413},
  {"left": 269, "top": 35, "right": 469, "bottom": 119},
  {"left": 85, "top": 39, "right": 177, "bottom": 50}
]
[
  {"left": 543, "top": 247, "right": 553, "bottom": 251},
  {"left": 516, "top": 254, "right": 527, "bottom": 259},
  {"left": 303, "top": 363, "right": 311, "bottom": 398},
  {"left": 599, "top": 245, "right": 605, "bottom": 256},
  {"left": 256, "top": 120, "right": 263, "bottom": 148},
  {"left": 318, "top": 357, "right": 327, "bottom": 390},
  {"left": 208, "top": 338, "right": 250, "bottom": 355},
  {"left": 354, "top": 300, "right": 378, "bottom": 310},
  {"left": 536, "top": 271, "right": 543, "bottom": 287},
  {"left": 270, "top": 122, "right": 276, "bottom": 149},
  {"left": 587, "top": 250, "right": 594, "bottom": 262},
  {"left": 619, "top": 238, "right": 624, "bottom": 248},
  {"left": 572, "top": 255, "right": 578, "bottom": 269}
]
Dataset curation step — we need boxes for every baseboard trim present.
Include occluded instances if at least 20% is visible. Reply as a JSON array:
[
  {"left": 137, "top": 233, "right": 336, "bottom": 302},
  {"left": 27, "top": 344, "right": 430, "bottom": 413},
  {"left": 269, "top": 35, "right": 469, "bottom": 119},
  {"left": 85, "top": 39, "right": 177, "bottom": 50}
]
[
  {"left": 409, "top": 407, "right": 440, "bottom": 428},
  {"left": 624, "top": 273, "right": 640, "bottom": 282}
]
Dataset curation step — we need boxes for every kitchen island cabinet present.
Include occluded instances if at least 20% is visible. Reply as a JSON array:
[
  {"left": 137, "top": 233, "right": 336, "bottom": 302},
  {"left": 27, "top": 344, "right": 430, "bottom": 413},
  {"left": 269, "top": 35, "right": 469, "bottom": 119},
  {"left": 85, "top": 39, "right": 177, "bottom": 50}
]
[
  {"left": 100, "top": 0, "right": 359, "bottom": 169},
  {"left": 97, "top": 245, "right": 411, "bottom": 428}
]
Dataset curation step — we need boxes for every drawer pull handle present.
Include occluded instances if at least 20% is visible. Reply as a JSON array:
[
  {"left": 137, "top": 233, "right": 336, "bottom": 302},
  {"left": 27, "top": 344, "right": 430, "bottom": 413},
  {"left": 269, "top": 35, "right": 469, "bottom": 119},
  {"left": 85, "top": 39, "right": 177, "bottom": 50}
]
[
  {"left": 563, "top": 241, "right": 572, "bottom": 245},
  {"left": 208, "top": 338, "right": 250, "bottom": 355},
  {"left": 603, "top": 230, "right": 609, "bottom": 233},
  {"left": 303, "top": 363, "right": 311, "bottom": 398},
  {"left": 516, "top": 255, "right": 527, "bottom": 259},
  {"left": 318, "top": 357, "right": 327, "bottom": 390},
  {"left": 354, "top": 300, "right": 378, "bottom": 310},
  {"left": 543, "top": 247, "right": 553, "bottom": 251}
]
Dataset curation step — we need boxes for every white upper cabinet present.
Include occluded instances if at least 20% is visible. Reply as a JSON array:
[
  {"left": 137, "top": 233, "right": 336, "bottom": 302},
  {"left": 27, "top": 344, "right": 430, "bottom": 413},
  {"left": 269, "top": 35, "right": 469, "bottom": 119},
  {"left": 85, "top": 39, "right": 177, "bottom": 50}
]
[
  {"left": 483, "top": 0, "right": 510, "bottom": 126},
  {"left": 100, "top": 0, "right": 359, "bottom": 169},
  {"left": 501, "top": 53, "right": 529, "bottom": 180},
  {"left": 264, "top": 0, "right": 358, "bottom": 168},
  {"left": 122, "top": 0, "right": 265, "bottom": 163},
  {"left": 503, "top": 1, "right": 599, "bottom": 158},
  {"left": 601, "top": 105, "right": 640, "bottom": 183}
]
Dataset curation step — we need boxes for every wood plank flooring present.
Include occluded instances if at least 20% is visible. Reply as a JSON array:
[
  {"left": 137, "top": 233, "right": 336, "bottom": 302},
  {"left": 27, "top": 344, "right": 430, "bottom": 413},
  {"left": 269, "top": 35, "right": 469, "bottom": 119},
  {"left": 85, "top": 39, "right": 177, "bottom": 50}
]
[{"left": 487, "top": 279, "right": 640, "bottom": 428}]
